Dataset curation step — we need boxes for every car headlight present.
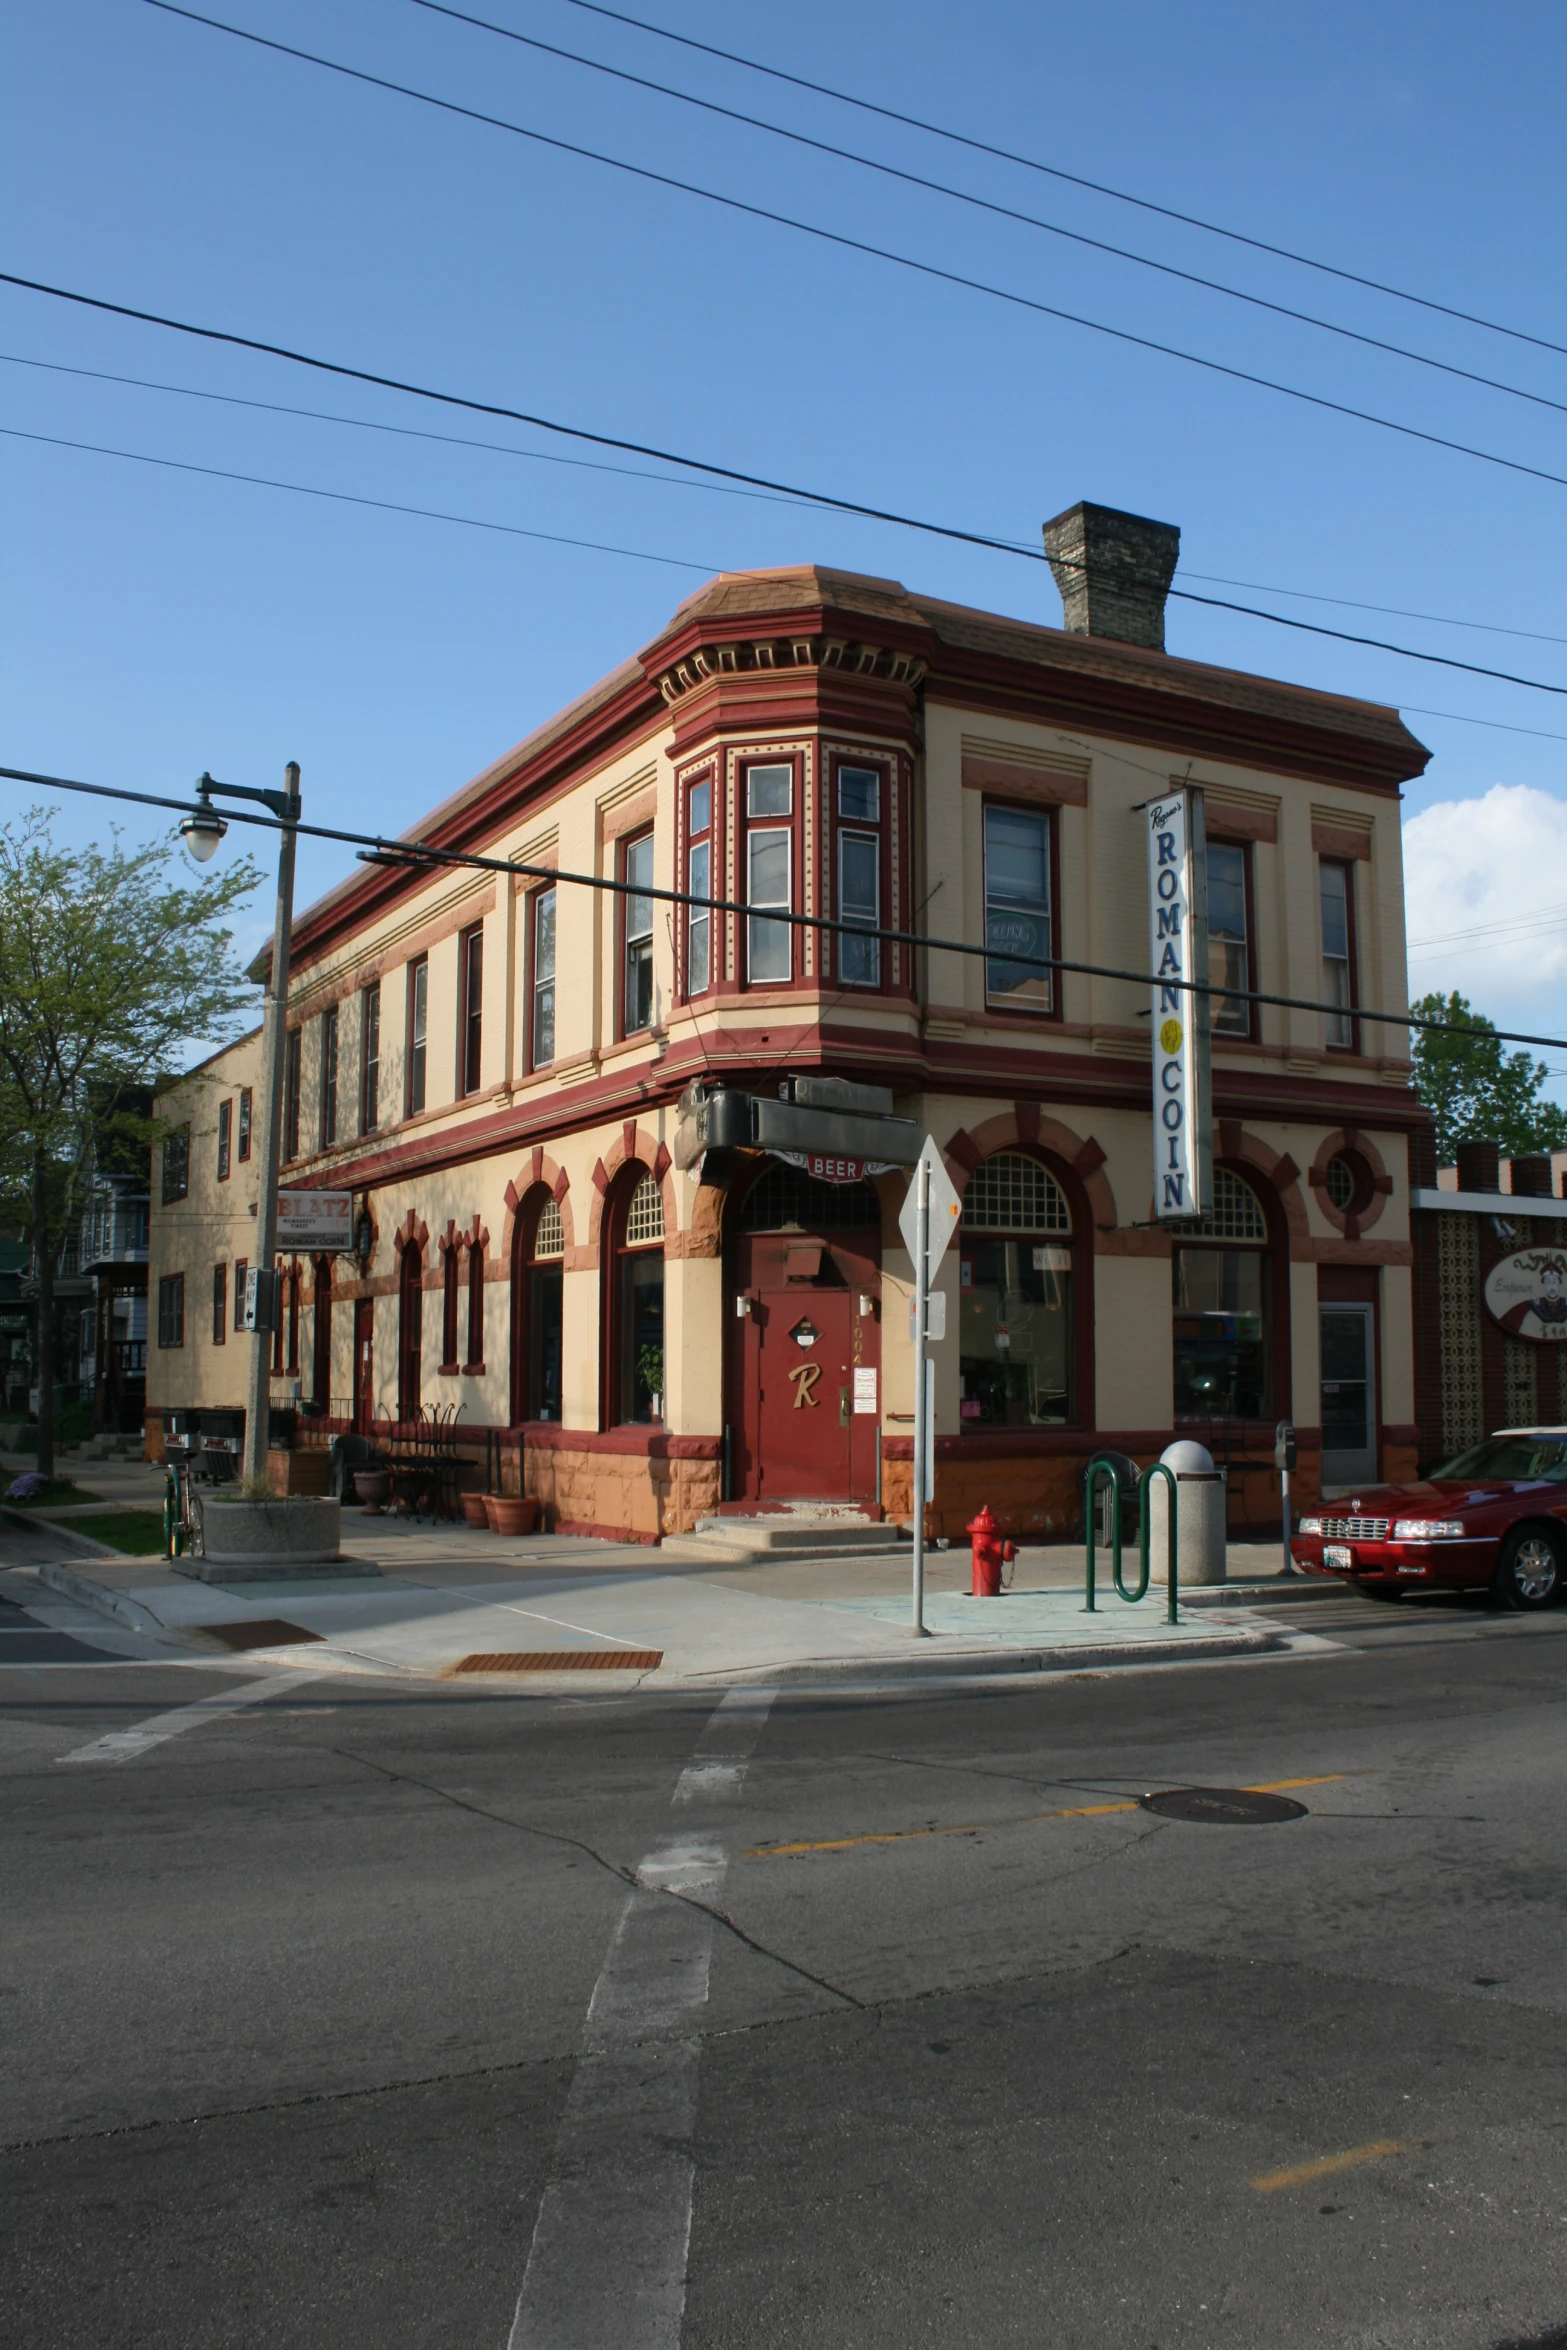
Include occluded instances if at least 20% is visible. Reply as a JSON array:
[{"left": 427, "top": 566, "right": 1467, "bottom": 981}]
[
  {"left": 1297, "top": 1516, "right": 1324, "bottom": 1535},
  {"left": 1392, "top": 1519, "right": 1467, "bottom": 1540}
]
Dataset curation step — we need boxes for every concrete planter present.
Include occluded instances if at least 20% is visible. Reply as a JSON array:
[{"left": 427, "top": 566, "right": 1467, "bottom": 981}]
[{"left": 191, "top": 1494, "right": 368, "bottom": 1582}]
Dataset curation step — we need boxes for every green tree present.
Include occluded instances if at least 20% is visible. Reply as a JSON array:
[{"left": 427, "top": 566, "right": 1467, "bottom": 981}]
[
  {"left": 0, "top": 811, "right": 261, "bottom": 1474},
  {"left": 1411, "top": 989, "right": 1567, "bottom": 1165}
]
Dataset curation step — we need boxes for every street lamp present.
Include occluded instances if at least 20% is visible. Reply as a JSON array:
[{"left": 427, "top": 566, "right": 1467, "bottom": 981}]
[{"left": 181, "top": 762, "right": 302, "bottom": 1486}]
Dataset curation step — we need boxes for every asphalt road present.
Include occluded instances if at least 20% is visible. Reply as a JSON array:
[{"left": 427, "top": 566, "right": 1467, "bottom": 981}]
[{"left": 5, "top": 1579, "right": 1567, "bottom": 2350}]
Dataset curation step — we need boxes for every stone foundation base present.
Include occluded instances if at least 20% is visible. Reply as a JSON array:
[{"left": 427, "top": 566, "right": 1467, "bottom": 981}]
[{"left": 521, "top": 1441, "right": 722, "bottom": 1540}]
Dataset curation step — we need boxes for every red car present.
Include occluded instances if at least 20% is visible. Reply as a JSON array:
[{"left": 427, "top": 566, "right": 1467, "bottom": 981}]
[{"left": 1290, "top": 1427, "right": 1567, "bottom": 1609}]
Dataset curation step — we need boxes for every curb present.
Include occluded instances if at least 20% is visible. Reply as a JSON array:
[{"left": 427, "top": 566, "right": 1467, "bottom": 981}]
[
  {"left": 701, "top": 1628, "right": 1287, "bottom": 1686},
  {"left": 1, "top": 1501, "right": 138, "bottom": 1561},
  {"left": 1177, "top": 1577, "right": 1346, "bottom": 1608},
  {"left": 34, "top": 1559, "right": 169, "bottom": 1637}
]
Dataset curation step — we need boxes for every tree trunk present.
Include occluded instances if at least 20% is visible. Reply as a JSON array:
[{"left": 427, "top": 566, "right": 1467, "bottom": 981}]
[{"left": 32, "top": 1149, "right": 54, "bottom": 1481}]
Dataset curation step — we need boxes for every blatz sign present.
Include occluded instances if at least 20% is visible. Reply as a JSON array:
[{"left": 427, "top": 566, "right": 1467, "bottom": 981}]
[{"left": 1484, "top": 1248, "right": 1567, "bottom": 1342}]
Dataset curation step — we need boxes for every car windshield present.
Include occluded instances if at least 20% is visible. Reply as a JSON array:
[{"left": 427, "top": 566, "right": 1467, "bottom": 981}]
[{"left": 1431, "top": 1435, "right": 1567, "bottom": 1483}]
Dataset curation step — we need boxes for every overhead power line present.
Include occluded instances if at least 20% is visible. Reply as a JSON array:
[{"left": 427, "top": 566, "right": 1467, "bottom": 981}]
[
  {"left": 405, "top": 0, "right": 1567, "bottom": 426},
  {"left": 550, "top": 0, "right": 1567, "bottom": 367},
  {"left": 4, "top": 760, "right": 1565, "bottom": 1054},
  {"left": 12, "top": 348, "right": 1563, "bottom": 656},
  {"left": 138, "top": 4, "right": 1567, "bottom": 506},
  {"left": 8, "top": 269, "right": 1567, "bottom": 704},
  {"left": 0, "top": 424, "right": 714, "bottom": 570}
]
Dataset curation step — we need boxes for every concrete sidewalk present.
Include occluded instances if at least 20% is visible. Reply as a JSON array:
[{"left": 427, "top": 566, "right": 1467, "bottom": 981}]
[{"left": 12, "top": 1508, "right": 1341, "bottom": 1688}]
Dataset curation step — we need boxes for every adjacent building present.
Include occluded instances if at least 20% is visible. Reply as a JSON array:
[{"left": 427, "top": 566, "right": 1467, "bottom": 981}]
[{"left": 147, "top": 503, "right": 1434, "bottom": 1538}]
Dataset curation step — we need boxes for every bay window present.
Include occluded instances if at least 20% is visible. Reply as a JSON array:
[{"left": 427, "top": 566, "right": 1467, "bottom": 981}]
[
  {"left": 686, "top": 778, "right": 712, "bottom": 997},
  {"left": 837, "top": 763, "right": 882, "bottom": 987}
]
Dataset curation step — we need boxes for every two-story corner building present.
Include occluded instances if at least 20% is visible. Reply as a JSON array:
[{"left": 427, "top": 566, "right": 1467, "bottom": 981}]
[{"left": 146, "top": 501, "right": 1434, "bottom": 1541}]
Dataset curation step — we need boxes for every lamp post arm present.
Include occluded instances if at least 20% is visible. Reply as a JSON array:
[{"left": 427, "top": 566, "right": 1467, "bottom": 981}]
[{"left": 241, "top": 762, "right": 301, "bottom": 1487}]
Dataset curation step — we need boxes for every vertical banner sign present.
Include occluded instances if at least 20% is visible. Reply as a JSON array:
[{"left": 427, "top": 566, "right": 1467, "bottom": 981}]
[{"left": 1146, "top": 789, "right": 1212, "bottom": 1219}]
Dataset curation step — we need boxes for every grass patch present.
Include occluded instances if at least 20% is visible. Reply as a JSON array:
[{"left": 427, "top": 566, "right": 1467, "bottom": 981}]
[
  {"left": 48, "top": 1509, "right": 168, "bottom": 1556},
  {"left": 3, "top": 1477, "right": 93, "bottom": 1508}
]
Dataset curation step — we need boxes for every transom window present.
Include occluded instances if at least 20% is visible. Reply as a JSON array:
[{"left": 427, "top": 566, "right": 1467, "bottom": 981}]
[
  {"left": 624, "top": 1171, "right": 665, "bottom": 1246},
  {"left": 534, "top": 1196, "right": 564, "bottom": 1259},
  {"left": 1167, "top": 1166, "right": 1267, "bottom": 1242},
  {"left": 838, "top": 766, "right": 879, "bottom": 822},
  {"left": 961, "top": 1151, "right": 1071, "bottom": 1234},
  {"left": 747, "top": 763, "right": 791, "bottom": 817}
]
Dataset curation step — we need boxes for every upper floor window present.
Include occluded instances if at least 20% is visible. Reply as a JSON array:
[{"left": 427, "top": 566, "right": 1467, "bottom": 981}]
[
  {"left": 161, "top": 1125, "right": 189, "bottom": 1204},
  {"left": 360, "top": 982, "right": 380, "bottom": 1133},
  {"left": 407, "top": 956, "right": 428, "bottom": 1115},
  {"left": 531, "top": 887, "right": 556, "bottom": 1066},
  {"left": 320, "top": 1003, "right": 339, "bottom": 1148},
  {"left": 623, "top": 833, "right": 654, "bottom": 1034},
  {"left": 745, "top": 764, "right": 793, "bottom": 987},
  {"left": 1206, "top": 841, "right": 1253, "bottom": 1039},
  {"left": 237, "top": 1086, "right": 252, "bottom": 1161},
  {"left": 836, "top": 764, "right": 882, "bottom": 988},
  {"left": 983, "top": 803, "right": 1054, "bottom": 1016},
  {"left": 212, "top": 1263, "right": 227, "bottom": 1346},
  {"left": 1320, "top": 860, "right": 1357, "bottom": 1050},
  {"left": 217, "top": 1099, "right": 232, "bottom": 1182},
  {"left": 686, "top": 779, "right": 712, "bottom": 997},
  {"left": 157, "top": 1271, "right": 185, "bottom": 1348},
  {"left": 283, "top": 1027, "right": 302, "bottom": 1162},
  {"left": 459, "top": 924, "right": 484, "bottom": 1096}
]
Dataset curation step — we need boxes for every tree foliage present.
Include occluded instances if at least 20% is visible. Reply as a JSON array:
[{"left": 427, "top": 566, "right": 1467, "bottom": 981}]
[
  {"left": 1411, "top": 989, "right": 1567, "bottom": 1165},
  {"left": 0, "top": 809, "right": 262, "bottom": 1470}
]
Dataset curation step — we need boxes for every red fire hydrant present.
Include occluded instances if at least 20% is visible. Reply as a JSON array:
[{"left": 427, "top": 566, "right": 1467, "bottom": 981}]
[{"left": 968, "top": 1504, "right": 1015, "bottom": 1597}]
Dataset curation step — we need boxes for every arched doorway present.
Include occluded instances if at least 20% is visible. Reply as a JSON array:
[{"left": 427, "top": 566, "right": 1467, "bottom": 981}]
[
  {"left": 510, "top": 1188, "right": 564, "bottom": 1424},
  {"left": 726, "top": 1161, "right": 882, "bottom": 1504},
  {"left": 603, "top": 1169, "right": 665, "bottom": 1426}
]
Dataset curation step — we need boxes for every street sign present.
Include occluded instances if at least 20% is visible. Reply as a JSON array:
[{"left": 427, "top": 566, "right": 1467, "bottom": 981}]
[
  {"left": 909, "top": 1291, "right": 947, "bottom": 1344},
  {"left": 277, "top": 1190, "right": 354, "bottom": 1249},
  {"left": 898, "top": 1137, "right": 961, "bottom": 1273}
]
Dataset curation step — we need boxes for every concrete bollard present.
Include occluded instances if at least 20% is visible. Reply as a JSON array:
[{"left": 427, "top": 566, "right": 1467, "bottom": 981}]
[{"left": 1147, "top": 1439, "right": 1227, "bottom": 1586}]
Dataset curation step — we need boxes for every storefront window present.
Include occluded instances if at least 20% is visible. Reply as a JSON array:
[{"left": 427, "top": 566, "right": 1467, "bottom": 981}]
[
  {"left": 616, "top": 1172, "right": 665, "bottom": 1424},
  {"left": 512, "top": 1191, "right": 564, "bottom": 1424},
  {"left": 958, "top": 1151, "right": 1073, "bottom": 1426},
  {"left": 1171, "top": 1167, "right": 1270, "bottom": 1419}
]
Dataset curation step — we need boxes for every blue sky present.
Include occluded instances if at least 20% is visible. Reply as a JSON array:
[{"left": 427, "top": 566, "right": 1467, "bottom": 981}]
[{"left": 4, "top": 0, "right": 1566, "bottom": 1076}]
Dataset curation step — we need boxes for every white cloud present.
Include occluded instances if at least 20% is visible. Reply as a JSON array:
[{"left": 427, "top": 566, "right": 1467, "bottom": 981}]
[{"left": 1402, "top": 783, "right": 1567, "bottom": 1012}]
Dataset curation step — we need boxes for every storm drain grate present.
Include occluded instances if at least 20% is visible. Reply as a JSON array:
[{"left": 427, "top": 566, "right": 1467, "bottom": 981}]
[
  {"left": 451, "top": 1649, "right": 664, "bottom": 1673},
  {"left": 1139, "top": 1786, "right": 1308, "bottom": 1825},
  {"left": 198, "top": 1619, "right": 323, "bottom": 1652}
]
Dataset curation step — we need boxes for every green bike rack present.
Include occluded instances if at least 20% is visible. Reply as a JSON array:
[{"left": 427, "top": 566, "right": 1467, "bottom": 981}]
[
  {"left": 163, "top": 1467, "right": 182, "bottom": 1560},
  {"left": 1082, "top": 1456, "right": 1180, "bottom": 1622},
  {"left": 1140, "top": 1460, "right": 1180, "bottom": 1625}
]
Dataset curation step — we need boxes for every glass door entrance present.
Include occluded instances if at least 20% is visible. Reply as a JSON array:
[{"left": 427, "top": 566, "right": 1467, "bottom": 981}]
[{"left": 1320, "top": 1303, "right": 1377, "bottom": 1489}]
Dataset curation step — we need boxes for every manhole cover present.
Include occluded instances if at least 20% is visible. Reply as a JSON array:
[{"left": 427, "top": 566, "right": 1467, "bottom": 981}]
[{"left": 1139, "top": 1786, "right": 1308, "bottom": 1825}]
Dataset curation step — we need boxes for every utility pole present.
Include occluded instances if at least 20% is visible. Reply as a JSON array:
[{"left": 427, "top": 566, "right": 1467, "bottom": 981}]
[
  {"left": 179, "top": 762, "right": 301, "bottom": 1489},
  {"left": 910, "top": 1151, "right": 930, "bottom": 1637},
  {"left": 244, "top": 765, "right": 301, "bottom": 1487}
]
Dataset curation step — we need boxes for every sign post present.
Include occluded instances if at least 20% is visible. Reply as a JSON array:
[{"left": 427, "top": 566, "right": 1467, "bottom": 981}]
[
  {"left": 1275, "top": 1419, "right": 1298, "bottom": 1578},
  {"left": 1146, "top": 789, "right": 1212, "bottom": 1221},
  {"left": 898, "top": 1136, "right": 962, "bottom": 1636}
]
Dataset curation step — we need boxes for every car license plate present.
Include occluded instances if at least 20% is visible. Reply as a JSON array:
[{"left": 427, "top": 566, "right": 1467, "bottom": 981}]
[{"left": 1323, "top": 1544, "right": 1353, "bottom": 1572}]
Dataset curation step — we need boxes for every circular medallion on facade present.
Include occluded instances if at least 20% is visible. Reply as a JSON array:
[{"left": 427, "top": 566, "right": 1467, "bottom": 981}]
[
  {"left": 1159, "top": 1017, "right": 1183, "bottom": 1054},
  {"left": 1483, "top": 1248, "right": 1567, "bottom": 1343}
]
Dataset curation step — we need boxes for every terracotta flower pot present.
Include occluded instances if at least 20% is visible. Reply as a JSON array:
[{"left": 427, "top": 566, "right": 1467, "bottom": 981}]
[
  {"left": 460, "top": 1492, "right": 490, "bottom": 1529},
  {"left": 484, "top": 1495, "right": 538, "bottom": 1537},
  {"left": 353, "top": 1469, "right": 391, "bottom": 1515}
]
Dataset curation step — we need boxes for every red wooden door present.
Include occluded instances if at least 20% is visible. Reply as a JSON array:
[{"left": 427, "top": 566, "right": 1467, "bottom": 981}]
[{"left": 733, "top": 1233, "right": 880, "bottom": 1503}]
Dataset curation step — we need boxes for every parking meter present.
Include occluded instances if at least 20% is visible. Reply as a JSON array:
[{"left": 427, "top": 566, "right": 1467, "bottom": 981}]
[{"left": 1275, "top": 1421, "right": 1298, "bottom": 1575}]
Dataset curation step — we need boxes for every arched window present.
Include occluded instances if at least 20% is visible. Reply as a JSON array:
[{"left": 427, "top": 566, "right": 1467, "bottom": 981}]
[
  {"left": 312, "top": 1256, "right": 332, "bottom": 1411},
  {"left": 466, "top": 1235, "right": 485, "bottom": 1370},
  {"left": 609, "top": 1169, "right": 664, "bottom": 1425},
  {"left": 441, "top": 1241, "right": 460, "bottom": 1371},
  {"left": 398, "top": 1242, "right": 423, "bottom": 1418},
  {"left": 1170, "top": 1167, "right": 1271, "bottom": 1420},
  {"left": 958, "top": 1151, "right": 1074, "bottom": 1426},
  {"left": 511, "top": 1189, "right": 564, "bottom": 1424}
]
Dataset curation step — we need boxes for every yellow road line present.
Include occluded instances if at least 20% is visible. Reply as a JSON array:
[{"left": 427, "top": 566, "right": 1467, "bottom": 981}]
[
  {"left": 743, "top": 1774, "right": 1348, "bottom": 1860},
  {"left": 1250, "top": 2138, "right": 1404, "bottom": 2193}
]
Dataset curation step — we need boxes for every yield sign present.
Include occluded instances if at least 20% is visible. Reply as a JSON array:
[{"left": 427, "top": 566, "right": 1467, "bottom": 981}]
[{"left": 898, "top": 1134, "right": 962, "bottom": 1276}]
